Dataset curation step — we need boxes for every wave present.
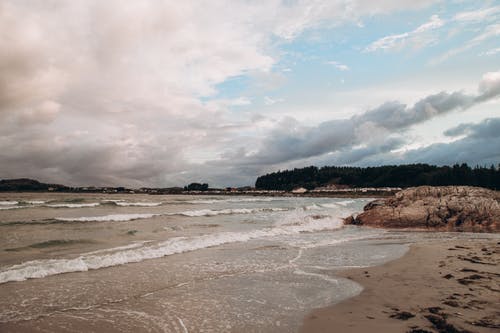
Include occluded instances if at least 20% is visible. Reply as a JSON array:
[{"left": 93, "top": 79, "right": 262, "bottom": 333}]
[
  {"left": 304, "top": 204, "right": 322, "bottom": 210},
  {"left": 24, "top": 200, "right": 46, "bottom": 205},
  {"left": 318, "top": 200, "right": 356, "bottom": 209},
  {"left": 45, "top": 203, "right": 101, "bottom": 208},
  {"left": 185, "top": 197, "right": 280, "bottom": 204},
  {"left": 0, "top": 201, "right": 18, "bottom": 206},
  {"left": 55, "top": 207, "right": 289, "bottom": 222},
  {"left": 0, "top": 206, "right": 23, "bottom": 211},
  {"left": 0, "top": 200, "right": 47, "bottom": 210},
  {"left": 173, "top": 207, "right": 288, "bottom": 217},
  {"left": 333, "top": 200, "right": 355, "bottom": 206},
  {"left": 55, "top": 213, "right": 160, "bottom": 222},
  {"left": 115, "top": 202, "right": 162, "bottom": 207},
  {"left": 82, "top": 241, "right": 152, "bottom": 255},
  {"left": 0, "top": 214, "right": 344, "bottom": 284}
]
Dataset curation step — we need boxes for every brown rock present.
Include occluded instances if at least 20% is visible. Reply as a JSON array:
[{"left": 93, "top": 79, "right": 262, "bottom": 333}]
[{"left": 346, "top": 186, "right": 500, "bottom": 232}]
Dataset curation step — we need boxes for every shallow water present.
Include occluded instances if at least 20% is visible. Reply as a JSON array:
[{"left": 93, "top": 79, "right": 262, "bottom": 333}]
[{"left": 0, "top": 193, "right": 497, "bottom": 332}]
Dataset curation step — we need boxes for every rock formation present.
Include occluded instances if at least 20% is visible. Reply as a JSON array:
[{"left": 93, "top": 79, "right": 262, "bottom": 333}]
[{"left": 345, "top": 186, "right": 499, "bottom": 232}]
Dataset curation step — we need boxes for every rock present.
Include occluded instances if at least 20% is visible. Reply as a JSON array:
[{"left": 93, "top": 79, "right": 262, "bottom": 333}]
[{"left": 345, "top": 186, "right": 499, "bottom": 232}]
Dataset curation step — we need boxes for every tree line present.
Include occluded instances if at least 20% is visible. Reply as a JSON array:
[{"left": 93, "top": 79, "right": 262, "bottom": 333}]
[{"left": 255, "top": 163, "right": 500, "bottom": 191}]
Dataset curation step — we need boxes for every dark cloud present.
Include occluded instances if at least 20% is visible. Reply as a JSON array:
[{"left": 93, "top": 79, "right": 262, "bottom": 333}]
[
  {"left": 396, "top": 118, "right": 500, "bottom": 166},
  {"left": 241, "top": 76, "right": 499, "bottom": 167},
  {"left": 444, "top": 118, "right": 500, "bottom": 139},
  {"left": 357, "top": 91, "right": 474, "bottom": 129}
]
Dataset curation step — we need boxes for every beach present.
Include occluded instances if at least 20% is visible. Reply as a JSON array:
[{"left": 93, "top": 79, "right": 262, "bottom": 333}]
[
  {"left": 0, "top": 193, "right": 498, "bottom": 332},
  {"left": 301, "top": 239, "right": 500, "bottom": 333}
]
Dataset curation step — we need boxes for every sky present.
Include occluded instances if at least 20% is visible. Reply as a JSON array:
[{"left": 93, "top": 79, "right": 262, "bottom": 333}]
[{"left": 1, "top": 0, "right": 499, "bottom": 187}]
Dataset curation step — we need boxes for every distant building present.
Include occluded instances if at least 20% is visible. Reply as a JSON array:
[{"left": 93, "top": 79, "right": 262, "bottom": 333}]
[{"left": 292, "top": 187, "right": 308, "bottom": 194}]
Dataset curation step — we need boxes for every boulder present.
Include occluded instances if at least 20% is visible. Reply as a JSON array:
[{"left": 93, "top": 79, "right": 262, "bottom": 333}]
[{"left": 345, "top": 186, "right": 499, "bottom": 232}]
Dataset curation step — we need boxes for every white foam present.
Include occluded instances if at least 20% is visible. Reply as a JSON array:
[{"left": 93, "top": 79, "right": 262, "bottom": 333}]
[
  {"left": 174, "top": 207, "right": 287, "bottom": 217},
  {"left": 25, "top": 200, "right": 46, "bottom": 205},
  {"left": 115, "top": 202, "right": 162, "bottom": 207},
  {"left": 186, "top": 197, "right": 278, "bottom": 204},
  {"left": 52, "top": 207, "right": 286, "bottom": 223},
  {"left": 0, "top": 201, "right": 18, "bottom": 206},
  {"left": 289, "top": 233, "right": 384, "bottom": 249},
  {"left": 46, "top": 203, "right": 101, "bottom": 208},
  {"left": 304, "top": 204, "right": 322, "bottom": 210},
  {"left": 82, "top": 241, "right": 151, "bottom": 255},
  {"left": 56, "top": 213, "right": 159, "bottom": 222},
  {"left": 334, "top": 200, "right": 355, "bottom": 206},
  {"left": 0, "top": 206, "right": 23, "bottom": 210},
  {"left": 0, "top": 214, "right": 345, "bottom": 284}
]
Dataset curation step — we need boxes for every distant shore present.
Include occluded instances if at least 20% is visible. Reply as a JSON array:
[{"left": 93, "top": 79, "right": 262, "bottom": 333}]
[
  {"left": 300, "top": 238, "right": 500, "bottom": 333},
  {"left": 0, "top": 178, "right": 400, "bottom": 197}
]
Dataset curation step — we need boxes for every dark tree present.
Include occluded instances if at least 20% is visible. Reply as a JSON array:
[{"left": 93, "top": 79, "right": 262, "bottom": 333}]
[
  {"left": 185, "top": 183, "right": 209, "bottom": 191},
  {"left": 255, "top": 164, "right": 500, "bottom": 190}
]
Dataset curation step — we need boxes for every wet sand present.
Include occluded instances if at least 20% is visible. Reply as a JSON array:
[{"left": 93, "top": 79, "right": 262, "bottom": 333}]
[{"left": 301, "top": 238, "right": 500, "bottom": 333}]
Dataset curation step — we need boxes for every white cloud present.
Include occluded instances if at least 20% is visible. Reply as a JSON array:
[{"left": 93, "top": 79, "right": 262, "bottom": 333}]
[
  {"left": 264, "top": 96, "right": 285, "bottom": 106},
  {"left": 431, "top": 23, "right": 500, "bottom": 64},
  {"left": 480, "top": 47, "right": 500, "bottom": 56},
  {"left": 453, "top": 5, "right": 500, "bottom": 22},
  {"left": 365, "top": 14, "right": 444, "bottom": 52},
  {"left": 326, "top": 61, "right": 350, "bottom": 71}
]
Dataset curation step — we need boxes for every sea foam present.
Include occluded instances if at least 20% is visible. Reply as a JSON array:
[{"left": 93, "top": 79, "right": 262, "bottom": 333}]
[
  {"left": 115, "top": 202, "right": 162, "bottom": 207},
  {"left": 0, "top": 201, "right": 18, "bottom": 205},
  {"left": 174, "top": 207, "right": 287, "bottom": 217},
  {"left": 55, "top": 213, "right": 160, "bottom": 222},
  {"left": 55, "top": 207, "right": 289, "bottom": 222},
  {"left": 25, "top": 200, "right": 46, "bottom": 205},
  {"left": 0, "top": 214, "right": 345, "bottom": 284},
  {"left": 0, "top": 206, "right": 23, "bottom": 210},
  {"left": 45, "top": 203, "right": 101, "bottom": 208},
  {"left": 186, "top": 197, "right": 279, "bottom": 204}
]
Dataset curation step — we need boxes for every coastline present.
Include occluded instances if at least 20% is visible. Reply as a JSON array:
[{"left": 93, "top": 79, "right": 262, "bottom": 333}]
[{"left": 300, "top": 238, "right": 500, "bottom": 333}]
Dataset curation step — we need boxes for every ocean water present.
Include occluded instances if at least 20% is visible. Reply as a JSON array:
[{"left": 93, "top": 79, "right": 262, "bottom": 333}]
[{"left": 0, "top": 193, "right": 496, "bottom": 332}]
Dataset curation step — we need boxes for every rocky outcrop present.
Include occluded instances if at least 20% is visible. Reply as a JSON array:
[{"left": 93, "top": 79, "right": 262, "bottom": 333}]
[{"left": 346, "top": 186, "right": 499, "bottom": 232}]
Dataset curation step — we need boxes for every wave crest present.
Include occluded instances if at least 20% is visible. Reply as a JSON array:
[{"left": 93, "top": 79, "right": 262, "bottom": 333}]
[{"left": 0, "top": 214, "right": 344, "bottom": 284}]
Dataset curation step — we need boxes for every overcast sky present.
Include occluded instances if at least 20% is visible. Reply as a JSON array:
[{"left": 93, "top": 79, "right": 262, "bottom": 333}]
[{"left": 1, "top": 0, "right": 499, "bottom": 187}]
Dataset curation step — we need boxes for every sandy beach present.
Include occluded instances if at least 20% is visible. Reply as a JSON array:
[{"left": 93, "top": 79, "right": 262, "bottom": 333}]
[{"left": 301, "top": 238, "right": 500, "bottom": 333}]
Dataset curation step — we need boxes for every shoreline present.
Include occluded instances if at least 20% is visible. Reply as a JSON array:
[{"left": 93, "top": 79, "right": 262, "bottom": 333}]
[
  {"left": 300, "top": 238, "right": 500, "bottom": 333},
  {"left": 0, "top": 190, "right": 395, "bottom": 198}
]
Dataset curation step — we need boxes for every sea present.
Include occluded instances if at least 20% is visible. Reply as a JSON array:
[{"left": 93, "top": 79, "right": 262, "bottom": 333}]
[{"left": 0, "top": 193, "right": 497, "bottom": 332}]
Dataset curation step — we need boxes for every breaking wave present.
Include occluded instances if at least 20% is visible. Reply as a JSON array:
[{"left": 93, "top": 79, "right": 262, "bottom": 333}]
[
  {"left": 184, "top": 197, "right": 281, "bottom": 204},
  {"left": 24, "top": 200, "right": 46, "bottom": 205},
  {"left": 0, "top": 206, "right": 23, "bottom": 210},
  {"left": 174, "top": 207, "right": 288, "bottom": 217},
  {"left": 0, "top": 201, "right": 18, "bottom": 205},
  {"left": 55, "top": 213, "right": 160, "bottom": 222},
  {"left": 45, "top": 203, "right": 101, "bottom": 208},
  {"left": 0, "top": 214, "right": 345, "bottom": 284},
  {"left": 115, "top": 202, "right": 162, "bottom": 207},
  {"left": 54, "top": 207, "right": 289, "bottom": 222}
]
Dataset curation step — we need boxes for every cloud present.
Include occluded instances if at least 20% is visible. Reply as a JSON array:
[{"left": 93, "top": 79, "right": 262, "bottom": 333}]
[
  {"left": 453, "top": 5, "right": 500, "bottom": 22},
  {"left": 479, "top": 47, "right": 500, "bottom": 56},
  {"left": 393, "top": 118, "right": 500, "bottom": 166},
  {"left": 444, "top": 118, "right": 500, "bottom": 139},
  {"left": 431, "top": 23, "right": 500, "bottom": 64},
  {"left": 476, "top": 70, "right": 500, "bottom": 102},
  {"left": 1, "top": 0, "right": 494, "bottom": 188},
  {"left": 264, "top": 96, "right": 285, "bottom": 105},
  {"left": 236, "top": 71, "right": 500, "bottom": 167},
  {"left": 326, "top": 61, "right": 350, "bottom": 71},
  {"left": 365, "top": 14, "right": 444, "bottom": 52}
]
